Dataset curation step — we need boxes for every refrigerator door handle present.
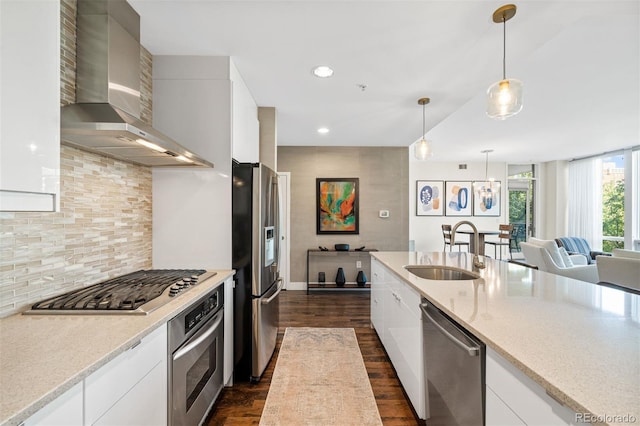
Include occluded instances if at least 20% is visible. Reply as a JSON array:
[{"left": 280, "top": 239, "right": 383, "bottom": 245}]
[
  {"left": 273, "top": 177, "right": 281, "bottom": 274},
  {"left": 261, "top": 278, "right": 283, "bottom": 305}
]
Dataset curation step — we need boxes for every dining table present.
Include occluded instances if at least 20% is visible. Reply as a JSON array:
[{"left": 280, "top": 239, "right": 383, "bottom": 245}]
[{"left": 455, "top": 229, "right": 500, "bottom": 256}]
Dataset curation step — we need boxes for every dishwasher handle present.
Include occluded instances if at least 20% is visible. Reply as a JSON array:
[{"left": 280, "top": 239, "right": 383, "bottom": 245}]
[{"left": 421, "top": 303, "right": 479, "bottom": 357}]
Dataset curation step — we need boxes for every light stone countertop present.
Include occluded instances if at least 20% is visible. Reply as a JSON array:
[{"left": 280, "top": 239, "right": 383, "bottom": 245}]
[
  {"left": 371, "top": 251, "right": 640, "bottom": 426},
  {"left": 0, "top": 269, "right": 234, "bottom": 426}
]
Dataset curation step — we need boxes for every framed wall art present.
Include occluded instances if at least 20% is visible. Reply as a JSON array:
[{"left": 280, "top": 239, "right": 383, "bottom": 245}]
[
  {"left": 316, "top": 178, "right": 359, "bottom": 234},
  {"left": 445, "top": 181, "right": 472, "bottom": 216},
  {"left": 416, "top": 180, "right": 443, "bottom": 216},
  {"left": 472, "top": 181, "right": 501, "bottom": 216}
]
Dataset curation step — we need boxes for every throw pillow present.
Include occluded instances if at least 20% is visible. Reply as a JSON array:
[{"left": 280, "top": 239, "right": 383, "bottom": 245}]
[
  {"left": 558, "top": 247, "right": 574, "bottom": 267},
  {"left": 540, "top": 239, "right": 566, "bottom": 267}
]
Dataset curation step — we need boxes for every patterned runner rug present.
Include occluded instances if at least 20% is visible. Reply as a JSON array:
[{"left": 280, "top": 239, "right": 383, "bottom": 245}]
[{"left": 260, "top": 327, "right": 383, "bottom": 426}]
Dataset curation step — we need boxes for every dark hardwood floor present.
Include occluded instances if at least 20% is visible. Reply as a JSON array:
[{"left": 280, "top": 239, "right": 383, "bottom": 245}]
[{"left": 205, "top": 290, "right": 421, "bottom": 425}]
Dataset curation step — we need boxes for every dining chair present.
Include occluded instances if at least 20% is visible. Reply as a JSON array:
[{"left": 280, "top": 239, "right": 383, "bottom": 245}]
[
  {"left": 441, "top": 224, "right": 470, "bottom": 252},
  {"left": 485, "top": 224, "right": 515, "bottom": 260}
]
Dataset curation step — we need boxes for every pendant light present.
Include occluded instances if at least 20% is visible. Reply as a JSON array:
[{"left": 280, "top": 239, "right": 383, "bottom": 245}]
[
  {"left": 414, "top": 97, "right": 433, "bottom": 160},
  {"left": 474, "top": 149, "right": 501, "bottom": 202},
  {"left": 486, "top": 4, "right": 523, "bottom": 120}
]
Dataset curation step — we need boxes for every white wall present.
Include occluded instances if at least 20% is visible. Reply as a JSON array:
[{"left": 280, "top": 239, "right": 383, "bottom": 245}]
[{"left": 409, "top": 157, "right": 507, "bottom": 253}]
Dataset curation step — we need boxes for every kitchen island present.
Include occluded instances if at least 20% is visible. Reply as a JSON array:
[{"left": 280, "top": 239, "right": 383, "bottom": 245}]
[
  {"left": 0, "top": 269, "right": 234, "bottom": 426},
  {"left": 371, "top": 251, "right": 639, "bottom": 426}
]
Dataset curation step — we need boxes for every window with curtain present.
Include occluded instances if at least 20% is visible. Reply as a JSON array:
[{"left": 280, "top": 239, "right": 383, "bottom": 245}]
[
  {"left": 602, "top": 155, "right": 624, "bottom": 251},
  {"left": 569, "top": 147, "right": 639, "bottom": 252},
  {"left": 568, "top": 157, "right": 603, "bottom": 250},
  {"left": 634, "top": 150, "right": 640, "bottom": 250}
]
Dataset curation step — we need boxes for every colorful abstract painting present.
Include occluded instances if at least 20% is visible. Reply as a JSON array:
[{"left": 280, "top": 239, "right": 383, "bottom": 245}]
[{"left": 316, "top": 178, "right": 359, "bottom": 234}]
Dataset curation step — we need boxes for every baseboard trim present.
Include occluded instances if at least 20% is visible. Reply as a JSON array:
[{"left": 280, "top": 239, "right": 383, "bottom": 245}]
[{"left": 286, "top": 281, "right": 306, "bottom": 291}]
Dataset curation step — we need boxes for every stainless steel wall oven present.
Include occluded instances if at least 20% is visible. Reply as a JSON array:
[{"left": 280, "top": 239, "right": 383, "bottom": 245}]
[{"left": 168, "top": 284, "right": 224, "bottom": 426}]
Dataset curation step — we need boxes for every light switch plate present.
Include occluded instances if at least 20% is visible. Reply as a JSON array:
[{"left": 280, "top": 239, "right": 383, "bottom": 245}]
[{"left": 379, "top": 210, "right": 390, "bottom": 218}]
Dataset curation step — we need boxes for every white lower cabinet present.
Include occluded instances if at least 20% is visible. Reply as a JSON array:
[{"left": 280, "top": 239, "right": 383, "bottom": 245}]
[
  {"left": 24, "top": 382, "right": 83, "bottom": 426},
  {"left": 85, "top": 324, "right": 167, "bottom": 425},
  {"left": 486, "top": 385, "right": 526, "bottom": 426},
  {"left": 370, "top": 259, "right": 385, "bottom": 341},
  {"left": 25, "top": 324, "right": 167, "bottom": 425},
  {"left": 91, "top": 361, "right": 166, "bottom": 426},
  {"left": 370, "top": 259, "right": 425, "bottom": 419},
  {"left": 223, "top": 277, "right": 234, "bottom": 386},
  {"left": 486, "top": 347, "right": 579, "bottom": 425}
]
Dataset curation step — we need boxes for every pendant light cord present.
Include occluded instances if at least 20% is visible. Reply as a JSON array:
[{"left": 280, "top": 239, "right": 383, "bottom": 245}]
[
  {"left": 502, "top": 16, "right": 507, "bottom": 80},
  {"left": 422, "top": 103, "right": 426, "bottom": 139},
  {"left": 485, "top": 151, "right": 489, "bottom": 181}
]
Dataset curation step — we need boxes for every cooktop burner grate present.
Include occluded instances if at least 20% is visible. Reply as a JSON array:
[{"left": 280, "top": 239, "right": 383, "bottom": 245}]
[{"left": 30, "top": 269, "right": 206, "bottom": 312}]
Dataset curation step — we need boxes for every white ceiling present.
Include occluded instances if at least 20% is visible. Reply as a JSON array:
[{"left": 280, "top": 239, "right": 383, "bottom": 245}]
[{"left": 129, "top": 0, "right": 639, "bottom": 163}]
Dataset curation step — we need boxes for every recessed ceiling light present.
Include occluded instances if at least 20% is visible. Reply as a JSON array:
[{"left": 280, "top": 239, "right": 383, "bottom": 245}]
[
  {"left": 317, "top": 127, "right": 330, "bottom": 134},
  {"left": 312, "top": 65, "right": 334, "bottom": 78}
]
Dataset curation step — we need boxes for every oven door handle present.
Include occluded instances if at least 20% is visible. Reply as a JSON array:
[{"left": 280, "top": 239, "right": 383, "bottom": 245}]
[
  {"left": 261, "top": 278, "right": 283, "bottom": 305},
  {"left": 173, "top": 311, "right": 223, "bottom": 362}
]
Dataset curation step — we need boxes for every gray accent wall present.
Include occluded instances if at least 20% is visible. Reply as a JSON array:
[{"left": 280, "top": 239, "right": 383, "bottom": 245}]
[{"left": 278, "top": 146, "right": 409, "bottom": 283}]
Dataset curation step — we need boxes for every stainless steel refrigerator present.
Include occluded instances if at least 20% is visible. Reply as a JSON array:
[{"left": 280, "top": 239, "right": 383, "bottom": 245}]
[{"left": 232, "top": 161, "right": 282, "bottom": 382}]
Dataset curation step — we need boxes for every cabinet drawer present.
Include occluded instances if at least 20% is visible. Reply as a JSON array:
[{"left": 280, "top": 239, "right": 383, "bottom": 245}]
[
  {"left": 396, "top": 277, "right": 421, "bottom": 319},
  {"left": 486, "top": 385, "right": 526, "bottom": 425},
  {"left": 385, "top": 299, "right": 424, "bottom": 417},
  {"left": 486, "top": 348, "right": 577, "bottom": 425},
  {"left": 24, "top": 382, "right": 83, "bottom": 426},
  {"left": 92, "top": 360, "right": 167, "bottom": 426},
  {"left": 85, "top": 324, "right": 167, "bottom": 424},
  {"left": 371, "top": 259, "right": 385, "bottom": 283}
]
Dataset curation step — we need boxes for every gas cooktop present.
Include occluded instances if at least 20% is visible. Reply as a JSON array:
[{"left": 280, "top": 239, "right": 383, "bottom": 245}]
[{"left": 24, "top": 269, "right": 218, "bottom": 315}]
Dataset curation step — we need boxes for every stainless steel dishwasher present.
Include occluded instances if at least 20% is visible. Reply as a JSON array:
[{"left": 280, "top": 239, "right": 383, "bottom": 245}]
[{"left": 421, "top": 300, "right": 485, "bottom": 426}]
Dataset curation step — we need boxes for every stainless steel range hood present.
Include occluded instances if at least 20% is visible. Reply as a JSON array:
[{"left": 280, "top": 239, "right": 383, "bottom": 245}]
[{"left": 61, "top": 0, "right": 212, "bottom": 168}]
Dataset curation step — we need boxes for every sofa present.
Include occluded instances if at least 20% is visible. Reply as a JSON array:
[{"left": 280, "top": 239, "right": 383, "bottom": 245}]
[
  {"left": 596, "top": 249, "right": 640, "bottom": 292},
  {"left": 520, "top": 238, "right": 599, "bottom": 283},
  {"left": 554, "top": 237, "right": 609, "bottom": 264}
]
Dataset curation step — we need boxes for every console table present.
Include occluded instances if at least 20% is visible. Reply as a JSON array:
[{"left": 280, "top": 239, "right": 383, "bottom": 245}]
[{"left": 306, "top": 249, "right": 377, "bottom": 293}]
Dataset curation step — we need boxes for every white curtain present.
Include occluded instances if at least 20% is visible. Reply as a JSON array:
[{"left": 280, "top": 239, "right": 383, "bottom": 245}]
[
  {"left": 634, "top": 150, "right": 640, "bottom": 250},
  {"left": 568, "top": 157, "right": 603, "bottom": 250}
]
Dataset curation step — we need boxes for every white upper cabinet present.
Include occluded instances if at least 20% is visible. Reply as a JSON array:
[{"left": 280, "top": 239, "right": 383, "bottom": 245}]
[
  {"left": 230, "top": 62, "right": 259, "bottom": 163},
  {"left": 152, "top": 56, "right": 258, "bottom": 269},
  {"left": 0, "top": 0, "right": 60, "bottom": 212}
]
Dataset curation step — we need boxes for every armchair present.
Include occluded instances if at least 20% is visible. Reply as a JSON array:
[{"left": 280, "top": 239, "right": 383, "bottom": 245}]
[
  {"left": 520, "top": 238, "right": 599, "bottom": 283},
  {"left": 554, "top": 237, "right": 610, "bottom": 264},
  {"left": 596, "top": 249, "right": 640, "bottom": 293}
]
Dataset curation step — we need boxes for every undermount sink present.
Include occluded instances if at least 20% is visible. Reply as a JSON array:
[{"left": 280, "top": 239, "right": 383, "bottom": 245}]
[{"left": 404, "top": 265, "right": 481, "bottom": 281}]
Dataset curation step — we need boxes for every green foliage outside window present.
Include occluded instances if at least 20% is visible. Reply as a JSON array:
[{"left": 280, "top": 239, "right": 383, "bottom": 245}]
[
  {"left": 509, "top": 191, "right": 526, "bottom": 224},
  {"left": 602, "top": 180, "right": 624, "bottom": 252}
]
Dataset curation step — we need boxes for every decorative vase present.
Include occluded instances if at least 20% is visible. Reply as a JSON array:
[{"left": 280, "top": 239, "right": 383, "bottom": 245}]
[
  {"left": 356, "top": 270, "right": 367, "bottom": 287},
  {"left": 318, "top": 272, "right": 326, "bottom": 286},
  {"left": 335, "top": 268, "right": 346, "bottom": 287}
]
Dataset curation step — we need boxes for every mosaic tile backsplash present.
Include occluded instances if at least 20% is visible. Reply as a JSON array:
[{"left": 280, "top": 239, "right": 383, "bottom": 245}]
[
  {"left": 0, "top": 147, "right": 152, "bottom": 317},
  {"left": 0, "top": 0, "right": 154, "bottom": 317}
]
